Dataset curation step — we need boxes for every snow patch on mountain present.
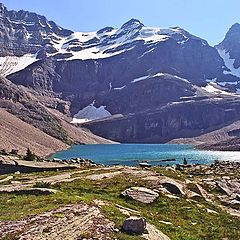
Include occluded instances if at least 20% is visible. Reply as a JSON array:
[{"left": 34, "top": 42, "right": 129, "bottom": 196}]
[
  {"left": 131, "top": 75, "right": 149, "bottom": 83},
  {"left": 0, "top": 54, "right": 38, "bottom": 76},
  {"left": 131, "top": 72, "right": 189, "bottom": 84},
  {"left": 217, "top": 49, "right": 240, "bottom": 78},
  {"left": 48, "top": 22, "right": 202, "bottom": 61},
  {"left": 218, "top": 81, "right": 238, "bottom": 87},
  {"left": 69, "top": 46, "right": 127, "bottom": 60},
  {"left": 137, "top": 27, "right": 170, "bottom": 42},
  {"left": 206, "top": 78, "right": 217, "bottom": 83},
  {"left": 114, "top": 85, "right": 126, "bottom": 90},
  {"left": 131, "top": 73, "right": 167, "bottom": 83},
  {"left": 201, "top": 83, "right": 235, "bottom": 96},
  {"left": 71, "top": 102, "right": 112, "bottom": 124}
]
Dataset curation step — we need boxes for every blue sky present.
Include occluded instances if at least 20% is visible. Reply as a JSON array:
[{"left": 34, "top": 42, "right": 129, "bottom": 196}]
[{"left": 2, "top": 0, "right": 240, "bottom": 45}]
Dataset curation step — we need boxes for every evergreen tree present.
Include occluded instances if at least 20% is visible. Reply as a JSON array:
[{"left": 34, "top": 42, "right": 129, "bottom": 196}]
[{"left": 24, "top": 148, "right": 36, "bottom": 161}]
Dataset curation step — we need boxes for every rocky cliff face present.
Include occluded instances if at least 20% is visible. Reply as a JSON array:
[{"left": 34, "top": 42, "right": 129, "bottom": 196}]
[
  {"left": 1, "top": 2, "right": 240, "bottom": 146},
  {"left": 84, "top": 98, "right": 240, "bottom": 143},
  {"left": 0, "top": 3, "right": 72, "bottom": 57}
]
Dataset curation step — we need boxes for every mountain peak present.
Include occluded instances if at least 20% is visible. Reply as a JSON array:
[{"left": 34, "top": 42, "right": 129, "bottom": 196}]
[
  {"left": 229, "top": 22, "right": 240, "bottom": 30},
  {"left": 0, "top": 2, "right": 5, "bottom": 8},
  {"left": 121, "top": 18, "right": 144, "bottom": 29},
  {"left": 0, "top": 2, "right": 73, "bottom": 57},
  {"left": 0, "top": 2, "right": 7, "bottom": 16},
  {"left": 224, "top": 23, "right": 240, "bottom": 38},
  {"left": 225, "top": 23, "right": 240, "bottom": 37},
  {"left": 217, "top": 22, "right": 240, "bottom": 50}
]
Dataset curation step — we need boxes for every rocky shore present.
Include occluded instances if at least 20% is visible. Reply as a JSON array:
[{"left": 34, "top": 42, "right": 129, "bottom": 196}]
[{"left": 0, "top": 154, "right": 104, "bottom": 174}]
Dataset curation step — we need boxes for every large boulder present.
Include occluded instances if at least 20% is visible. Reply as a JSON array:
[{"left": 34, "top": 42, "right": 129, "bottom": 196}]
[
  {"left": 121, "top": 187, "right": 159, "bottom": 204},
  {"left": 122, "top": 216, "right": 146, "bottom": 234}
]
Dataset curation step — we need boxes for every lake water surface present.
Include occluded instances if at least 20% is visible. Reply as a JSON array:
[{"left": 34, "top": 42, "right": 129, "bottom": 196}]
[{"left": 50, "top": 144, "right": 240, "bottom": 166}]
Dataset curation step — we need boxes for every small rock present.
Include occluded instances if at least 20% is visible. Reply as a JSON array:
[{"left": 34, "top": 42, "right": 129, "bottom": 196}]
[
  {"left": 222, "top": 176, "right": 230, "bottom": 180},
  {"left": 206, "top": 208, "right": 218, "bottom": 214},
  {"left": 159, "top": 220, "right": 172, "bottom": 225},
  {"left": 116, "top": 204, "right": 140, "bottom": 216},
  {"left": 113, "top": 228, "right": 119, "bottom": 233},
  {"left": 122, "top": 216, "right": 146, "bottom": 235}
]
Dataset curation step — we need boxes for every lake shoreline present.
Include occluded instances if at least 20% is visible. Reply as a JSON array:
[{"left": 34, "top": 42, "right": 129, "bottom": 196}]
[{"left": 50, "top": 143, "right": 240, "bottom": 167}]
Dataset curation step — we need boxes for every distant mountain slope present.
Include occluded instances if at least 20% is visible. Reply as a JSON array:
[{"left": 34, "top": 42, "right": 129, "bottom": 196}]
[
  {"left": 0, "top": 108, "right": 68, "bottom": 156},
  {"left": 170, "top": 120, "right": 240, "bottom": 151},
  {"left": 0, "top": 76, "right": 114, "bottom": 155},
  {"left": 0, "top": 76, "right": 70, "bottom": 143}
]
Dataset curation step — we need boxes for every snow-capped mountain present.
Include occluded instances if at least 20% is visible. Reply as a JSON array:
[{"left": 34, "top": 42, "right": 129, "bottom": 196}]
[
  {"left": 45, "top": 18, "right": 210, "bottom": 61},
  {"left": 1, "top": 2, "right": 240, "bottom": 147},
  {"left": 0, "top": 2, "right": 238, "bottom": 89},
  {"left": 0, "top": 2, "right": 72, "bottom": 76},
  {"left": 0, "top": 3, "right": 226, "bottom": 83}
]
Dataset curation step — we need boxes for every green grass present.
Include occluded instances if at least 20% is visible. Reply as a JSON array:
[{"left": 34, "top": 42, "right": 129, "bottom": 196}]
[
  {"left": 55, "top": 174, "right": 240, "bottom": 240},
  {"left": 0, "top": 170, "right": 239, "bottom": 239},
  {"left": 0, "top": 192, "right": 80, "bottom": 221}
]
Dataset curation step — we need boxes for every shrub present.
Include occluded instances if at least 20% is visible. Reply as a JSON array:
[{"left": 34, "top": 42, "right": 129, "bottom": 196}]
[{"left": 33, "top": 181, "right": 51, "bottom": 188}]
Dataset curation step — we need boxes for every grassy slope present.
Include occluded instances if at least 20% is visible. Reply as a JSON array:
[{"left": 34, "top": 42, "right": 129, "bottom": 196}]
[{"left": 0, "top": 168, "right": 239, "bottom": 240}]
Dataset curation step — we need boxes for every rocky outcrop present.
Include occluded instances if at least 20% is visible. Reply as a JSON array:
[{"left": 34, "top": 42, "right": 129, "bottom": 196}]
[
  {"left": 161, "top": 181, "right": 185, "bottom": 195},
  {"left": 0, "top": 203, "right": 114, "bottom": 240},
  {"left": 0, "top": 156, "right": 78, "bottom": 174}
]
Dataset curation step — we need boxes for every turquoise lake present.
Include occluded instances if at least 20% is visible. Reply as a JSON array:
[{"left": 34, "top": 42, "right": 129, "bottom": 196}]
[{"left": 50, "top": 144, "right": 240, "bottom": 166}]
